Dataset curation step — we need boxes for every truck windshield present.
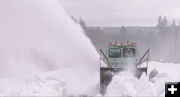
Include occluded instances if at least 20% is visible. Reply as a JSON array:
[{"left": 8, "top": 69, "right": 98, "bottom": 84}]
[
  {"left": 123, "top": 48, "right": 135, "bottom": 58},
  {"left": 109, "top": 48, "right": 121, "bottom": 58}
]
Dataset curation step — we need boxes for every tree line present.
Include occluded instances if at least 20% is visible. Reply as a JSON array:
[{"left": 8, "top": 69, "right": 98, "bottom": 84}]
[{"left": 77, "top": 16, "right": 180, "bottom": 63}]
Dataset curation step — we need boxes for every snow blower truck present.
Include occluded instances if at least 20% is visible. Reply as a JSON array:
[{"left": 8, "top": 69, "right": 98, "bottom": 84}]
[{"left": 100, "top": 40, "right": 151, "bottom": 95}]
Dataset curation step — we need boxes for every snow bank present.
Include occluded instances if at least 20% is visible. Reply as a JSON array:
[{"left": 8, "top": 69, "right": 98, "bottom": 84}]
[
  {"left": 106, "top": 62, "right": 180, "bottom": 96},
  {"left": 107, "top": 72, "right": 157, "bottom": 96},
  {"left": 106, "top": 71, "right": 138, "bottom": 96},
  {"left": 0, "top": 0, "right": 99, "bottom": 96},
  {"left": 0, "top": 76, "right": 65, "bottom": 96},
  {"left": 149, "top": 62, "right": 180, "bottom": 96}
]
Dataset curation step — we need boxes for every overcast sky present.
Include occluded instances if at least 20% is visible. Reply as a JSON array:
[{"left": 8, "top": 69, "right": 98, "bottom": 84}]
[{"left": 59, "top": 0, "right": 180, "bottom": 26}]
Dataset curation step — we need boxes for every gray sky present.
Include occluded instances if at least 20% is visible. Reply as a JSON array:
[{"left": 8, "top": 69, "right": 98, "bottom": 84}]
[{"left": 59, "top": 0, "right": 180, "bottom": 26}]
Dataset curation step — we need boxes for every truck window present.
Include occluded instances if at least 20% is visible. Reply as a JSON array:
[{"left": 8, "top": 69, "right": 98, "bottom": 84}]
[
  {"left": 123, "top": 48, "right": 135, "bottom": 58},
  {"left": 109, "top": 48, "right": 121, "bottom": 58}
]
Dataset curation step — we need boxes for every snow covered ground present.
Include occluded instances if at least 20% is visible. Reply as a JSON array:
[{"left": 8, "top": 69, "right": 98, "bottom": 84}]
[
  {"left": 106, "top": 62, "right": 180, "bottom": 97},
  {"left": 0, "top": 61, "right": 180, "bottom": 96}
]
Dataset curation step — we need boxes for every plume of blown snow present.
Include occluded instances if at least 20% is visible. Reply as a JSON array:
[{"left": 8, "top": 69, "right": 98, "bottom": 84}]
[{"left": 0, "top": 0, "right": 99, "bottom": 96}]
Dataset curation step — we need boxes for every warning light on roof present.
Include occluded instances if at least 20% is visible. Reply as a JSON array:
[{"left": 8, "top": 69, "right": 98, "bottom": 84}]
[
  {"left": 109, "top": 42, "right": 112, "bottom": 46},
  {"left": 115, "top": 40, "right": 120, "bottom": 44},
  {"left": 131, "top": 42, "right": 136, "bottom": 46},
  {"left": 115, "top": 40, "right": 120, "bottom": 46}
]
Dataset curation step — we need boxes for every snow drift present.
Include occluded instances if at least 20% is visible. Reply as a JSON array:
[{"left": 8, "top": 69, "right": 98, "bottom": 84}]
[
  {"left": 0, "top": 0, "right": 99, "bottom": 96},
  {"left": 106, "top": 62, "right": 180, "bottom": 96}
]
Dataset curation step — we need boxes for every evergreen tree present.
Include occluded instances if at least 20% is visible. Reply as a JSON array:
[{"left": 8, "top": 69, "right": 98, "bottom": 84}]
[
  {"left": 171, "top": 19, "right": 176, "bottom": 27},
  {"left": 120, "top": 26, "right": 127, "bottom": 36},
  {"left": 157, "top": 15, "right": 162, "bottom": 27},
  {"left": 162, "top": 16, "right": 168, "bottom": 26},
  {"left": 120, "top": 26, "right": 127, "bottom": 41}
]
